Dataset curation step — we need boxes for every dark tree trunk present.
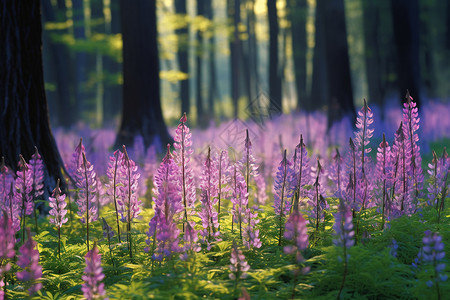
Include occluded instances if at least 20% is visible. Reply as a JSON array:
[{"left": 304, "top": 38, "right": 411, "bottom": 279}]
[
  {"left": 73, "top": 0, "right": 87, "bottom": 118},
  {"left": 41, "top": 0, "right": 76, "bottom": 128},
  {"left": 288, "top": 0, "right": 307, "bottom": 111},
  {"left": 196, "top": 0, "right": 206, "bottom": 127},
  {"left": 310, "top": 0, "right": 328, "bottom": 111},
  {"left": 205, "top": 0, "right": 218, "bottom": 117},
  {"left": 0, "top": 0, "right": 67, "bottom": 193},
  {"left": 228, "top": 0, "right": 240, "bottom": 119},
  {"left": 267, "top": 0, "right": 282, "bottom": 113},
  {"left": 115, "top": 0, "right": 171, "bottom": 149},
  {"left": 103, "top": 0, "right": 122, "bottom": 124},
  {"left": 319, "top": 0, "right": 355, "bottom": 127},
  {"left": 391, "top": 0, "right": 421, "bottom": 106},
  {"left": 175, "top": 0, "right": 190, "bottom": 116},
  {"left": 362, "top": 0, "right": 384, "bottom": 108},
  {"left": 246, "top": 0, "right": 259, "bottom": 113}
]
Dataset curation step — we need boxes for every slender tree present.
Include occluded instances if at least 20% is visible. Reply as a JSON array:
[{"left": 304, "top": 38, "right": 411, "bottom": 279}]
[
  {"left": 115, "top": 0, "right": 171, "bottom": 149},
  {"left": 175, "top": 0, "right": 190, "bottom": 116},
  {"left": 288, "top": 0, "right": 308, "bottom": 111},
  {"left": 0, "top": 0, "right": 66, "bottom": 193},
  {"left": 267, "top": 0, "right": 282, "bottom": 112},
  {"left": 391, "top": 0, "right": 421, "bottom": 106}
]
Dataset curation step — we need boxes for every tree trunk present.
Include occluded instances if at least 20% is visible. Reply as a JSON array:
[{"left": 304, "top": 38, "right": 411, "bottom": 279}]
[
  {"left": 362, "top": 0, "right": 384, "bottom": 108},
  {"left": 41, "top": 0, "right": 76, "bottom": 128},
  {"left": 196, "top": 0, "right": 206, "bottom": 127},
  {"left": 205, "top": 0, "right": 218, "bottom": 117},
  {"left": 267, "top": 0, "right": 282, "bottom": 113},
  {"left": 319, "top": 0, "right": 355, "bottom": 127},
  {"left": 310, "top": 0, "right": 328, "bottom": 111},
  {"left": 0, "top": 0, "right": 67, "bottom": 194},
  {"left": 175, "top": 0, "right": 190, "bottom": 116},
  {"left": 391, "top": 0, "right": 421, "bottom": 106},
  {"left": 73, "top": 0, "right": 87, "bottom": 118},
  {"left": 115, "top": 0, "right": 171, "bottom": 149},
  {"left": 228, "top": 0, "right": 241, "bottom": 119},
  {"left": 288, "top": 0, "right": 307, "bottom": 111}
]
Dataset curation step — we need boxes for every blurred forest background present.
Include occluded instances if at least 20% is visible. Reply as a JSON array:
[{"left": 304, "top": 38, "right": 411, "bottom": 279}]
[{"left": 41, "top": 0, "right": 450, "bottom": 130}]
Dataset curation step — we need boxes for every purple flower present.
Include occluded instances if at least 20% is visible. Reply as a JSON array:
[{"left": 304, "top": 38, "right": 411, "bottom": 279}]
[
  {"left": 375, "top": 134, "right": 394, "bottom": 225},
  {"left": 198, "top": 147, "right": 220, "bottom": 242},
  {"left": 117, "top": 146, "right": 142, "bottom": 223},
  {"left": 427, "top": 149, "right": 449, "bottom": 217},
  {"left": 292, "top": 135, "right": 311, "bottom": 207},
  {"left": 273, "top": 150, "right": 295, "bottom": 217},
  {"left": 48, "top": 179, "right": 68, "bottom": 228},
  {"left": 82, "top": 244, "right": 107, "bottom": 300},
  {"left": 145, "top": 145, "right": 183, "bottom": 261},
  {"left": 16, "top": 229, "right": 42, "bottom": 295},
  {"left": 328, "top": 148, "right": 345, "bottom": 197},
  {"left": 69, "top": 138, "right": 85, "bottom": 177},
  {"left": 229, "top": 241, "right": 250, "bottom": 280},
  {"left": 402, "top": 92, "right": 424, "bottom": 203},
  {"left": 173, "top": 113, "right": 196, "bottom": 226},
  {"left": 333, "top": 203, "right": 354, "bottom": 249},
  {"left": 75, "top": 153, "right": 98, "bottom": 224},
  {"left": 415, "top": 230, "right": 447, "bottom": 289},
  {"left": 29, "top": 148, "right": 44, "bottom": 200},
  {"left": 284, "top": 210, "right": 309, "bottom": 264},
  {"left": 180, "top": 222, "right": 201, "bottom": 261},
  {"left": 237, "top": 129, "right": 260, "bottom": 205},
  {"left": 106, "top": 149, "right": 123, "bottom": 242},
  {"left": 14, "top": 155, "right": 34, "bottom": 217}
]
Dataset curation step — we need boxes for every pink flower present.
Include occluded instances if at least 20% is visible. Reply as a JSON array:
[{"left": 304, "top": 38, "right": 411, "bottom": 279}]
[
  {"left": 16, "top": 229, "right": 42, "bottom": 295},
  {"left": 82, "top": 244, "right": 107, "bottom": 299}
]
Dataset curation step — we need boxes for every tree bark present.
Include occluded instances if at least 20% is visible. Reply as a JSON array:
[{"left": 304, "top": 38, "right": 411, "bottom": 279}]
[
  {"left": 362, "top": 0, "right": 384, "bottom": 108},
  {"left": 0, "top": 0, "right": 67, "bottom": 193},
  {"left": 196, "top": 0, "right": 207, "bottom": 127},
  {"left": 391, "top": 0, "right": 421, "bottom": 106},
  {"left": 288, "top": 0, "right": 307, "bottom": 111},
  {"left": 175, "top": 0, "right": 190, "bottom": 116},
  {"left": 41, "top": 0, "right": 76, "bottom": 128},
  {"left": 319, "top": 0, "right": 355, "bottom": 127},
  {"left": 267, "top": 0, "right": 282, "bottom": 113},
  {"left": 115, "top": 0, "right": 171, "bottom": 149},
  {"left": 228, "top": 0, "right": 241, "bottom": 119}
]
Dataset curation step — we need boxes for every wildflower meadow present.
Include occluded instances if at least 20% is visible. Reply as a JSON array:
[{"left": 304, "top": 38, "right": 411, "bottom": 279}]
[{"left": 0, "top": 94, "right": 449, "bottom": 299}]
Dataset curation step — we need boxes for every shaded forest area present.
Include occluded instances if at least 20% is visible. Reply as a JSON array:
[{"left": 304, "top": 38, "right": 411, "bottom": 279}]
[{"left": 41, "top": 0, "right": 450, "bottom": 131}]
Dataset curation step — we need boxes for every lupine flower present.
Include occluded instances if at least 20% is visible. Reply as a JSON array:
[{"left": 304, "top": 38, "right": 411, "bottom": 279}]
[
  {"left": 292, "top": 135, "right": 311, "bottom": 209},
  {"left": 415, "top": 231, "right": 447, "bottom": 291},
  {"left": 75, "top": 153, "right": 98, "bottom": 224},
  {"left": 117, "top": 146, "right": 142, "bottom": 258},
  {"left": 230, "top": 165, "right": 247, "bottom": 238},
  {"left": 0, "top": 157, "right": 13, "bottom": 209},
  {"left": 16, "top": 229, "right": 42, "bottom": 295},
  {"left": 242, "top": 208, "right": 262, "bottom": 249},
  {"left": 229, "top": 241, "right": 250, "bottom": 280},
  {"left": 427, "top": 149, "right": 449, "bottom": 222},
  {"left": 69, "top": 138, "right": 85, "bottom": 177},
  {"left": 273, "top": 150, "right": 296, "bottom": 245},
  {"left": 284, "top": 210, "right": 309, "bottom": 264},
  {"left": 273, "top": 150, "right": 295, "bottom": 217},
  {"left": 14, "top": 155, "right": 33, "bottom": 217},
  {"left": 402, "top": 92, "right": 424, "bottom": 204},
  {"left": 117, "top": 146, "right": 142, "bottom": 223},
  {"left": 375, "top": 134, "right": 394, "bottom": 228},
  {"left": 198, "top": 147, "right": 220, "bottom": 242},
  {"left": 213, "top": 149, "right": 232, "bottom": 221},
  {"left": 173, "top": 113, "right": 196, "bottom": 229},
  {"left": 82, "top": 244, "right": 107, "bottom": 300},
  {"left": 391, "top": 122, "right": 412, "bottom": 215},
  {"left": 75, "top": 152, "right": 98, "bottom": 252},
  {"left": 106, "top": 149, "right": 123, "bottom": 242},
  {"left": 254, "top": 174, "right": 268, "bottom": 205},
  {"left": 238, "top": 129, "right": 259, "bottom": 208},
  {"left": 49, "top": 179, "right": 68, "bottom": 228},
  {"left": 333, "top": 201, "right": 354, "bottom": 299},
  {"left": 145, "top": 145, "right": 183, "bottom": 261},
  {"left": 29, "top": 148, "right": 44, "bottom": 200},
  {"left": 0, "top": 214, "right": 15, "bottom": 299},
  {"left": 308, "top": 159, "right": 328, "bottom": 233},
  {"left": 354, "top": 99, "right": 374, "bottom": 175},
  {"left": 328, "top": 148, "right": 345, "bottom": 197},
  {"left": 333, "top": 202, "right": 355, "bottom": 250}
]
